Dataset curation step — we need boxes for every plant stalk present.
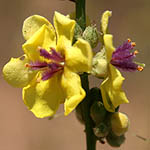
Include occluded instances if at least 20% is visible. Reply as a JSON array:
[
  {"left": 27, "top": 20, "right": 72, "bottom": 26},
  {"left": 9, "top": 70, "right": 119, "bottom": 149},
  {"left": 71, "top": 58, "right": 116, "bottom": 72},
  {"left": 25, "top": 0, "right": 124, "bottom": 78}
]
[{"left": 75, "top": 0, "right": 97, "bottom": 150}]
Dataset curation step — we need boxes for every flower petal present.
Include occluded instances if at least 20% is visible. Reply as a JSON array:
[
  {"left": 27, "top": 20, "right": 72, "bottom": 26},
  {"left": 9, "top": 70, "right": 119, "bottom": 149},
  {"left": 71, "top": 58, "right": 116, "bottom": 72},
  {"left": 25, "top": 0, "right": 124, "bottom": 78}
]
[
  {"left": 54, "top": 11, "right": 75, "bottom": 47},
  {"left": 23, "top": 75, "right": 64, "bottom": 118},
  {"left": 2, "top": 55, "right": 37, "bottom": 88},
  {"left": 101, "top": 10, "right": 112, "bottom": 34},
  {"left": 65, "top": 38, "right": 93, "bottom": 73},
  {"left": 104, "top": 34, "right": 115, "bottom": 62},
  {"left": 100, "top": 65, "right": 129, "bottom": 112},
  {"left": 22, "top": 24, "right": 56, "bottom": 61},
  {"left": 22, "top": 15, "right": 55, "bottom": 40},
  {"left": 61, "top": 67, "right": 85, "bottom": 115}
]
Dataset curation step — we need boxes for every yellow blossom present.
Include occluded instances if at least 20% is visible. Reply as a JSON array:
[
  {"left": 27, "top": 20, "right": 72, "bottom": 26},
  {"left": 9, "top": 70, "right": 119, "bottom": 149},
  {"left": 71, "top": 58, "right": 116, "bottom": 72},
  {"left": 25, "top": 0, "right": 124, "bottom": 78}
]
[
  {"left": 100, "top": 11, "right": 129, "bottom": 112},
  {"left": 3, "top": 12, "right": 93, "bottom": 118}
]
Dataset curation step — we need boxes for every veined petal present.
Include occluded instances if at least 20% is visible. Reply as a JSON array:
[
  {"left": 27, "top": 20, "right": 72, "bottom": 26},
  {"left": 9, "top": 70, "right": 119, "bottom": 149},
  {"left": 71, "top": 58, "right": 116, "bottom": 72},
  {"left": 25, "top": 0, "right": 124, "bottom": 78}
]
[
  {"left": 54, "top": 11, "right": 75, "bottom": 47},
  {"left": 65, "top": 38, "right": 93, "bottom": 73},
  {"left": 100, "top": 65, "right": 129, "bottom": 112},
  {"left": 22, "top": 15, "right": 55, "bottom": 40},
  {"left": 61, "top": 67, "right": 85, "bottom": 116},
  {"left": 22, "top": 24, "right": 56, "bottom": 61},
  {"left": 104, "top": 34, "right": 115, "bottom": 62},
  {"left": 2, "top": 55, "right": 37, "bottom": 88},
  {"left": 23, "top": 75, "right": 64, "bottom": 118},
  {"left": 101, "top": 10, "right": 112, "bottom": 34}
]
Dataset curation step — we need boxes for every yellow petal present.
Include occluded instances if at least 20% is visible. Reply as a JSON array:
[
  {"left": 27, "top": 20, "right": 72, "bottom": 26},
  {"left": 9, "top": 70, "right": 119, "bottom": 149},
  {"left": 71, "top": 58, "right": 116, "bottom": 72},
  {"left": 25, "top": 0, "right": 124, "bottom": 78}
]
[
  {"left": 103, "top": 34, "right": 115, "bottom": 62},
  {"left": 54, "top": 11, "right": 75, "bottom": 47},
  {"left": 100, "top": 77, "right": 116, "bottom": 112},
  {"left": 61, "top": 67, "right": 85, "bottom": 116},
  {"left": 22, "top": 24, "right": 56, "bottom": 61},
  {"left": 101, "top": 10, "right": 112, "bottom": 34},
  {"left": 23, "top": 75, "right": 64, "bottom": 118},
  {"left": 100, "top": 65, "right": 129, "bottom": 112},
  {"left": 22, "top": 15, "right": 55, "bottom": 40},
  {"left": 65, "top": 38, "right": 93, "bottom": 73},
  {"left": 2, "top": 55, "right": 37, "bottom": 88}
]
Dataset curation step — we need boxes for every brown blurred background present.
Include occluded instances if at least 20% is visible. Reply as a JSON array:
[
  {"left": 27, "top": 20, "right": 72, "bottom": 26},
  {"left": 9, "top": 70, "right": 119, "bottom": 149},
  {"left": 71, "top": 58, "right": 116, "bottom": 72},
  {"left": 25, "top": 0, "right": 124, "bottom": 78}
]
[{"left": 0, "top": 0, "right": 149, "bottom": 150}]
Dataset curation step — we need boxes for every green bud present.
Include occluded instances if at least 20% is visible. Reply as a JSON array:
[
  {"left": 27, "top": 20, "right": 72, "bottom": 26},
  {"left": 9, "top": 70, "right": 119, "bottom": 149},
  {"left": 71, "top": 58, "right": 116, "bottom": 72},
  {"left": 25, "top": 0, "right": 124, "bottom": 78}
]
[
  {"left": 106, "top": 132, "right": 126, "bottom": 147},
  {"left": 111, "top": 112, "right": 129, "bottom": 136},
  {"left": 83, "top": 25, "right": 99, "bottom": 48},
  {"left": 73, "top": 23, "right": 83, "bottom": 41},
  {"left": 94, "top": 122, "right": 109, "bottom": 138},
  {"left": 91, "top": 48, "right": 108, "bottom": 78},
  {"left": 90, "top": 101, "right": 107, "bottom": 125}
]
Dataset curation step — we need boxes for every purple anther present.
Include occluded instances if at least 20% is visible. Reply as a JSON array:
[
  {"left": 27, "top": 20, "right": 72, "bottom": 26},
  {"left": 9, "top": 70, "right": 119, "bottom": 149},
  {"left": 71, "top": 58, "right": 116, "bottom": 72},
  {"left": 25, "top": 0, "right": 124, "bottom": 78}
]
[
  {"left": 39, "top": 47, "right": 64, "bottom": 62},
  {"left": 28, "top": 61, "right": 48, "bottom": 70},
  {"left": 110, "top": 39, "right": 139, "bottom": 72}
]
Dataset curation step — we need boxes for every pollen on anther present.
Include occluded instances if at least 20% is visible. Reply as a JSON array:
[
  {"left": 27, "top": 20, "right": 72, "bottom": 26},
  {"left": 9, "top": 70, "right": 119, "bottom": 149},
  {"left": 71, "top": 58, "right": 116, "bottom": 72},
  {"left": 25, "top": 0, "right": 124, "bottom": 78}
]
[
  {"left": 127, "top": 38, "right": 131, "bottom": 43},
  {"left": 131, "top": 42, "right": 136, "bottom": 47},
  {"left": 25, "top": 63, "right": 30, "bottom": 67},
  {"left": 134, "top": 50, "right": 139, "bottom": 55},
  {"left": 137, "top": 66, "right": 143, "bottom": 72}
]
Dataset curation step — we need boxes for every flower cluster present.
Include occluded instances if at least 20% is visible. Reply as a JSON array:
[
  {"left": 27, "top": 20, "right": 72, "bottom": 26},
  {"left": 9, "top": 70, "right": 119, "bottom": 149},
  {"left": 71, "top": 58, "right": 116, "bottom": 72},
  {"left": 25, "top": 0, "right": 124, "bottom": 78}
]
[{"left": 3, "top": 9, "right": 144, "bottom": 147}]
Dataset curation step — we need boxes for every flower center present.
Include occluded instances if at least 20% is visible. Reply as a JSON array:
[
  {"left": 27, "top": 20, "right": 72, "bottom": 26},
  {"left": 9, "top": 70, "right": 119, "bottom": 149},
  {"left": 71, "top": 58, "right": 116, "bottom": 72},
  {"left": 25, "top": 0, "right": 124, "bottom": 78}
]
[
  {"left": 110, "top": 39, "right": 144, "bottom": 72},
  {"left": 26, "top": 47, "right": 65, "bottom": 80}
]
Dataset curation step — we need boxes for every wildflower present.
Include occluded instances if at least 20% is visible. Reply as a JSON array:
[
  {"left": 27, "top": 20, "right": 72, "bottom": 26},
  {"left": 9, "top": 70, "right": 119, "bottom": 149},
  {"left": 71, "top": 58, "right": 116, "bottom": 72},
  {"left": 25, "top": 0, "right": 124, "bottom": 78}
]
[
  {"left": 3, "top": 12, "right": 92, "bottom": 118},
  {"left": 99, "top": 11, "right": 144, "bottom": 112}
]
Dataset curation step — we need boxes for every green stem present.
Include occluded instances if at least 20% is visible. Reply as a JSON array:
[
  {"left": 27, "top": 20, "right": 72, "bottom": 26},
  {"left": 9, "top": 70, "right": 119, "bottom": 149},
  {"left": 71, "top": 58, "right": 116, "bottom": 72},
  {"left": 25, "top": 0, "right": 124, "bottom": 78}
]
[
  {"left": 75, "top": 0, "right": 97, "bottom": 150},
  {"left": 80, "top": 74, "right": 97, "bottom": 150},
  {"left": 75, "top": 0, "right": 86, "bottom": 30}
]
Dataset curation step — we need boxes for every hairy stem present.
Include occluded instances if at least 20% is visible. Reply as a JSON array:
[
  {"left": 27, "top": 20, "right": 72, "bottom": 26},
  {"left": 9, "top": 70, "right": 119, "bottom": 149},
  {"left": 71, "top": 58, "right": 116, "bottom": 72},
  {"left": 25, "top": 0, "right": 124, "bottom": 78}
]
[{"left": 75, "top": 0, "right": 97, "bottom": 150}]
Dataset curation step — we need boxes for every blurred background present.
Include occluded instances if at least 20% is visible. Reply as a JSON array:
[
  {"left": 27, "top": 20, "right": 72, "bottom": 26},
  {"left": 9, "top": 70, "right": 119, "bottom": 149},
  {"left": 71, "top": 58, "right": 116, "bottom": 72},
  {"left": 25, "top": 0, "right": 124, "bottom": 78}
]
[{"left": 0, "top": 0, "right": 149, "bottom": 149}]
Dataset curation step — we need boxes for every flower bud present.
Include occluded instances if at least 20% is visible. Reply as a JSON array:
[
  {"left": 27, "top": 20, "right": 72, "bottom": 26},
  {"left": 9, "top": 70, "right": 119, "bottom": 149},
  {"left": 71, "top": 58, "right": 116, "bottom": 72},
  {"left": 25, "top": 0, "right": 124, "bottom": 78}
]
[
  {"left": 93, "top": 122, "right": 109, "bottom": 138},
  {"left": 73, "top": 23, "right": 83, "bottom": 41},
  {"left": 111, "top": 112, "right": 129, "bottom": 136},
  {"left": 106, "top": 132, "right": 126, "bottom": 147},
  {"left": 90, "top": 101, "right": 107, "bottom": 125},
  {"left": 91, "top": 48, "right": 108, "bottom": 78},
  {"left": 83, "top": 25, "right": 99, "bottom": 48}
]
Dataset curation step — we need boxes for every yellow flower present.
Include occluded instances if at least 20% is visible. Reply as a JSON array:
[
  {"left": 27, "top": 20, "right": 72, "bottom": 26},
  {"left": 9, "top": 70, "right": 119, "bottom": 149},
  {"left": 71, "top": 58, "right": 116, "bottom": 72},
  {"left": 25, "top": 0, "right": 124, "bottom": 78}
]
[
  {"left": 3, "top": 12, "right": 93, "bottom": 118},
  {"left": 100, "top": 11, "right": 129, "bottom": 112}
]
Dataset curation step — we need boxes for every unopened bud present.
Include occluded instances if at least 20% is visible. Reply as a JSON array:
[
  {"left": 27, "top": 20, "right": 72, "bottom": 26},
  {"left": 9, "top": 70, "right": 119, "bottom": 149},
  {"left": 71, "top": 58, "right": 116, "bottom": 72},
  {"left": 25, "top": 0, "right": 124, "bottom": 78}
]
[
  {"left": 106, "top": 132, "right": 126, "bottom": 147},
  {"left": 83, "top": 25, "right": 99, "bottom": 48},
  {"left": 90, "top": 101, "right": 107, "bottom": 125},
  {"left": 111, "top": 112, "right": 129, "bottom": 136},
  {"left": 94, "top": 122, "right": 109, "bottom": 138},
  {"left": 91, "top": 48, "right": 108, "bottom": 78},
  {"left": 73, "top": 23, "right": 83, "bottom": 41}
]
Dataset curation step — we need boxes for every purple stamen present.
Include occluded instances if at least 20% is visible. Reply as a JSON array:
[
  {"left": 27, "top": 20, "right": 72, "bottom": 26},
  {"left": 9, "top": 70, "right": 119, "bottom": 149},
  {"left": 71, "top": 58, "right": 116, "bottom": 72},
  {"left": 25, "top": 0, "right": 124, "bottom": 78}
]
[
  {"left": 42, "top": 67, "right": 63, "bottom": 81},
  {"left": 50, "top": 48, "right": 65, "bottom": 62},
  {"left": 39, "top": 47, "right": 64, "bottom": 62},
  {"left": 27, "top": 61, "right": 48, "bottom": 70},
  {"left": 26, "top": 47, "right": 65, "bottom": 81},
  {"left": 110, "top": 39, "right": 140, "bottom": 72}
]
